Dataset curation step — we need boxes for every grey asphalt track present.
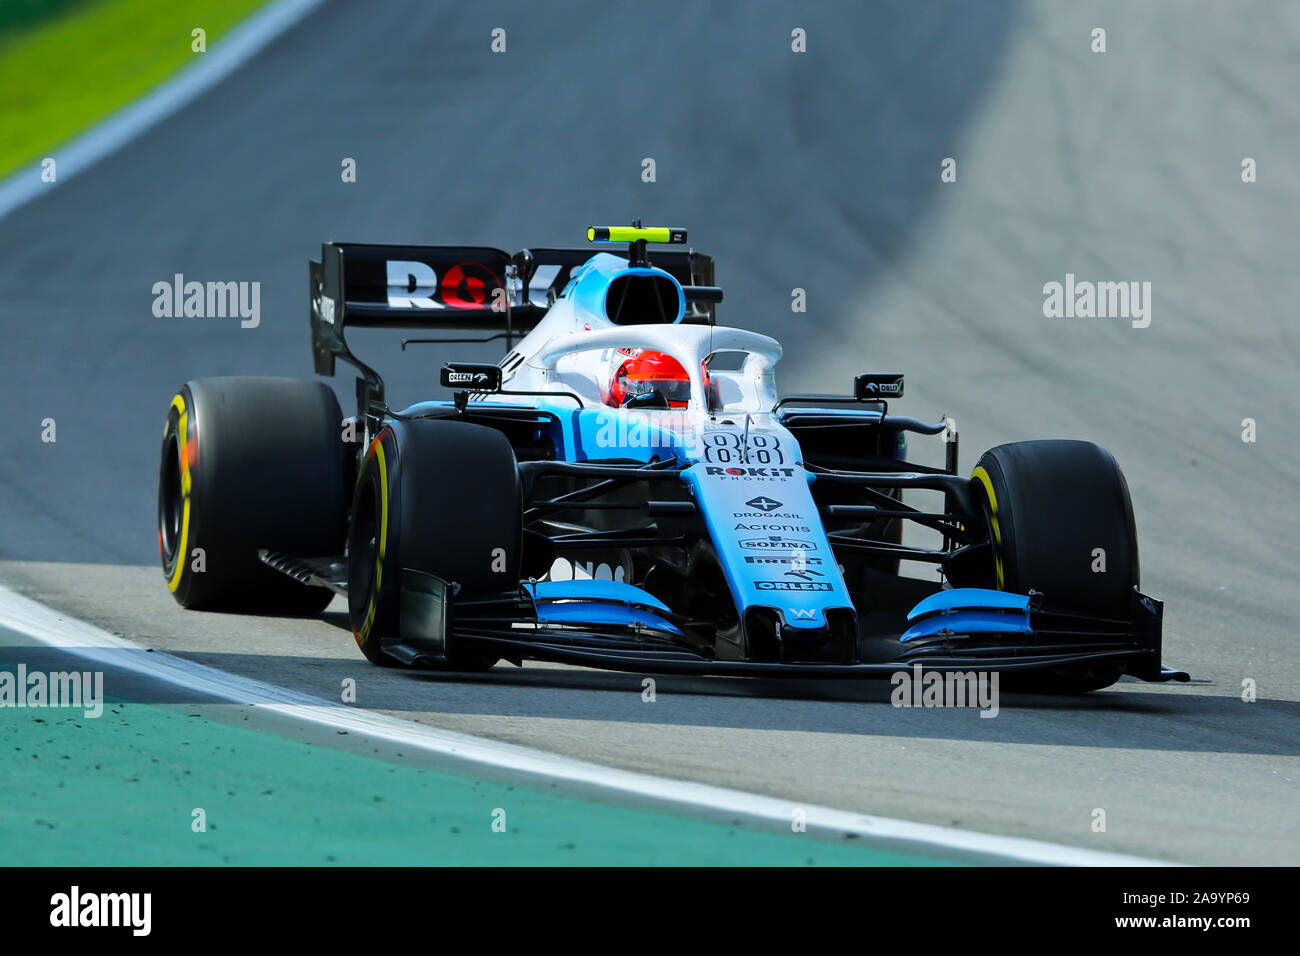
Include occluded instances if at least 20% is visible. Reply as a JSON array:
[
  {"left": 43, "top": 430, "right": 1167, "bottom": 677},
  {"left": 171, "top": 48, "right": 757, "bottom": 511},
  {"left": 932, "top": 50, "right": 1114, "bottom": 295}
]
[{"left": 1, "top": 0, "right": 1297, "bottom": 864}]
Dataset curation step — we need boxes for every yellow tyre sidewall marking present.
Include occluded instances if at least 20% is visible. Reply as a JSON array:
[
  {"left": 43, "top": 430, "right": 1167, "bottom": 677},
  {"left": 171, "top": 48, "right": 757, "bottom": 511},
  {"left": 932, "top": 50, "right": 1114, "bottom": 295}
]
[
  {"left": 970, "top": 465, "right": 1005, "bottom": 590},
  {"left": 166, "top": 393, "right": 192, "bottom": 593},
  {"left": 356, "top": 438, "right": 388, "bottom": 646}
]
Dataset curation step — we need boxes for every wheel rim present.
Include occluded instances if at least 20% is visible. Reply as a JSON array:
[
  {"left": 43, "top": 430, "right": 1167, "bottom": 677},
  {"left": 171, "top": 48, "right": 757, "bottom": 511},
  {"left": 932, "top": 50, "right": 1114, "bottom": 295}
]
[
  {"left": 349, "top": 478, "right": 379, "bottom": 611},
  {"left": 158, "top": 432, "right": 183, "bottom": 564}
]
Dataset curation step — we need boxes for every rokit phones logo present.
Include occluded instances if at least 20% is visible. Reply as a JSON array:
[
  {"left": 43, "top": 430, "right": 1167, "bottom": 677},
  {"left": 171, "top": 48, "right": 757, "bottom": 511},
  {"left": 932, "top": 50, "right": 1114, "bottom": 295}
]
[
  {"left": 704, "top": 466, "right": 797, "bottom": 482},
  {"left": 386, "top": 260, "right": 505, "bottom": 310}
]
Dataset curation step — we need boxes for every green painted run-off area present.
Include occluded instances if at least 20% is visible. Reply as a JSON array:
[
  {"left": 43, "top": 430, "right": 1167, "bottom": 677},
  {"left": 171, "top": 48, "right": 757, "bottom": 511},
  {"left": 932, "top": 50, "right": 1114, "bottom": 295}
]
[{"left": 0, "top": 649, "right": 955, "bottom": 865}]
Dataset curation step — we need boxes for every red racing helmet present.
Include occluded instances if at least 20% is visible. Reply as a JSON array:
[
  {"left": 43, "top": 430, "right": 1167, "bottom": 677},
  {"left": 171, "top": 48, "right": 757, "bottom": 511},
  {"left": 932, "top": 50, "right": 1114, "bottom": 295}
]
[{"left": 606, "top": 348, "right": 705, "bottom": 408}]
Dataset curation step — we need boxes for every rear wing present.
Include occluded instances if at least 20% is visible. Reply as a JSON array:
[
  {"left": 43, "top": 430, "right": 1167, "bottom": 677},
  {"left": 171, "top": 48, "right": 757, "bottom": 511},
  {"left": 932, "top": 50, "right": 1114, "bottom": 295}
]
[
  {"left": 310, "top": 242, "right": 549, "bottom": 378},
  {"left": 310, "top": 242, "right": 716, "bottom": 376}
]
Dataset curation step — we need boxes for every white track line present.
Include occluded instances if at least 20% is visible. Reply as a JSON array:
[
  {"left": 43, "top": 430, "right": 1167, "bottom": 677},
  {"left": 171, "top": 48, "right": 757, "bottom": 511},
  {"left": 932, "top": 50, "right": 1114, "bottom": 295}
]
[
  {"left": 0, "top": 0, "right": 328, "bottom": 223},
  {"left": 0, "top": 585, "right": 1171, "bottom": 865}
]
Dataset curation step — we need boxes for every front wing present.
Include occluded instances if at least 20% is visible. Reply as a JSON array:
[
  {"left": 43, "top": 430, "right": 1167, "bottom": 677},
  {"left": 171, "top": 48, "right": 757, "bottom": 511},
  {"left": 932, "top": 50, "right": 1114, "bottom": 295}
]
[{"left": 262, "top": 553, "right": 1188, "bottom": 683}]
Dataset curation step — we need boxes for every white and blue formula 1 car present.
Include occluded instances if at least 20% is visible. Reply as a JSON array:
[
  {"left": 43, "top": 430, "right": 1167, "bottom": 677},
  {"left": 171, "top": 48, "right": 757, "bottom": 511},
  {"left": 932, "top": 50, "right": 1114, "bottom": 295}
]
[{"left": 157, "top": 225, "right": 1187, "bottom": 692}]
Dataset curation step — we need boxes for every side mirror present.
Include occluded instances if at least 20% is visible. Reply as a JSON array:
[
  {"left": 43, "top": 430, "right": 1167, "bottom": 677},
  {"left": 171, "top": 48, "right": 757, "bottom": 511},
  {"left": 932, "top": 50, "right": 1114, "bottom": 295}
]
[
  {"left": 441, "top": 363, "right": 502, "bottom": 391},
  {"left": 854, "top": 373, "right": 904, "bottom": 400}
]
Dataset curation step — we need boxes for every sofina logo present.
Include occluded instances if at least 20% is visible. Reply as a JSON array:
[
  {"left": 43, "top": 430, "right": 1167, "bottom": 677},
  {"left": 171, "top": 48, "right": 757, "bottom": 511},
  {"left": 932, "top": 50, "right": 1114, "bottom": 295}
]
[{"left": 739, "top": 536, "right": 814, "bottom": 551}]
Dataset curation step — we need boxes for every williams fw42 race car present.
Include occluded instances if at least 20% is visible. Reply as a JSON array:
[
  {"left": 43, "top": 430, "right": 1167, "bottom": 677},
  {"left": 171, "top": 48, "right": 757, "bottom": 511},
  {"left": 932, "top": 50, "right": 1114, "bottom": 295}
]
[{"left": 157, "top": 225, "right": 1188, "bottom": 692}]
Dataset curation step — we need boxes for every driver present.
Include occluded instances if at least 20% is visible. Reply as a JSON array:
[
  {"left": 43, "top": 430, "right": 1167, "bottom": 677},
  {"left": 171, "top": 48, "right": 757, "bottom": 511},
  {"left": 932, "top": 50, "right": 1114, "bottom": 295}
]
[{"left": 604, "top": 348, "right": 706, "bottom": 408}]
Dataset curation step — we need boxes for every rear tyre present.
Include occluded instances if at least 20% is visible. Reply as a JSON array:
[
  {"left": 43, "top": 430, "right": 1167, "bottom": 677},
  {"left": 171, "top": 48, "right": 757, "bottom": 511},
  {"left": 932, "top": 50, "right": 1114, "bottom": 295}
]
[
  {"left": 969, "top": 440, "right": 1140, "bottom": 693},
  {"left": 158, "top": 377, "right": 347, "bottom": 613},
  {"left": 347, "top": 419, "right": 521, "bottom": 669}
]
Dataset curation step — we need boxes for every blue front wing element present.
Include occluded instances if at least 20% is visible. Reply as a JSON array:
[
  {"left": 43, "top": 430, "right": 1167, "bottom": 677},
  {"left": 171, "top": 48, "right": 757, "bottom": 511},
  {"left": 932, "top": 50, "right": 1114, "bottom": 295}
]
[
  {"left": 525, "top": 580, "right": 683, "bottom": 636},
  {"left": 901, "top": 587, "right": 1033, "bottom": 643}
]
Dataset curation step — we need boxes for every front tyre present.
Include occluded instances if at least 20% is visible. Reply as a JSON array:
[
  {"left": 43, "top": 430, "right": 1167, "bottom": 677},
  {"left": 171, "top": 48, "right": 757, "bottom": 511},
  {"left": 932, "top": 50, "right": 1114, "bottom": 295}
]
[
  {"left": 968, "top": 439, "right": 1140, "bottom": 692},
  {"left": 348, "top": 419, "right": 521, "bottom": 669}
]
